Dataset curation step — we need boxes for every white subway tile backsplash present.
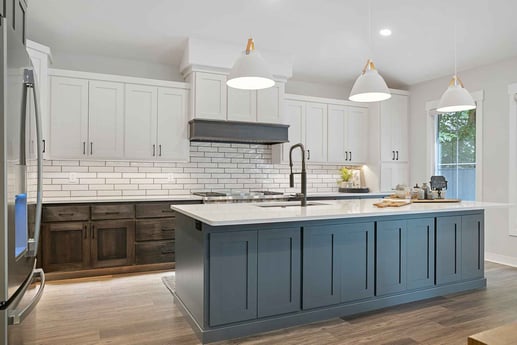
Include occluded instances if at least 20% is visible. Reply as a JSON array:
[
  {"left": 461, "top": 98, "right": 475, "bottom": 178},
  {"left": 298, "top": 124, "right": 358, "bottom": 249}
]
[{"left": 42, "top": 143, "right": 345, "bottom": 199}]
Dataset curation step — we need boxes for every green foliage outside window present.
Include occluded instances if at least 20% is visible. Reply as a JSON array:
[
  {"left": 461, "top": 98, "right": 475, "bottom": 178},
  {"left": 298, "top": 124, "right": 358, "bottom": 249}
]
[{"left": 437, "top": 109, "right": 476, "bottom": 165}]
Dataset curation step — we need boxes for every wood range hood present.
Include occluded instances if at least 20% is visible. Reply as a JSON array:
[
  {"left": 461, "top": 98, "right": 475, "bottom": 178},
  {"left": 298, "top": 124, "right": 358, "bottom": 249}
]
[{"left": 188, "top": 119, "right": 289, "bottom": 145}]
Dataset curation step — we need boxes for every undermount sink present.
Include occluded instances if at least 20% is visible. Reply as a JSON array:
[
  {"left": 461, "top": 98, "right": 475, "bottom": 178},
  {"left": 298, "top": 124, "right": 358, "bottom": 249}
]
[{"left": 257, "top": 201, "right": 329, "bottom": 208}]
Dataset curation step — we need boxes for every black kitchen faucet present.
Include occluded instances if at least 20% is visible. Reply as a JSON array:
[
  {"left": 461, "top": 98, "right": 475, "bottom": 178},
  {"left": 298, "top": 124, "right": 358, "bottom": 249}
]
[{"left": 289, "top": 143, "right": 307, "bottom": 207}]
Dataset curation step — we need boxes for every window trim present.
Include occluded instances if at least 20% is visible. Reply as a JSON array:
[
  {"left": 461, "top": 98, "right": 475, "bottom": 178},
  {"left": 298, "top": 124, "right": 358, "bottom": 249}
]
[
  {"left": 507, "top": 84, "right": 517, "bottom": 236},
  {"left": 425, "top": 90, "right": 484, "bottom": 201}
]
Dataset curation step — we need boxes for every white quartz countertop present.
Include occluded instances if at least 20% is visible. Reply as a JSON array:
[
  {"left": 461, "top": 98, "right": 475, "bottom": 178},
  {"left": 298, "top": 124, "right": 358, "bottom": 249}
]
[{"left": 170, "top": 199, "right": 506, "bottom": 226}]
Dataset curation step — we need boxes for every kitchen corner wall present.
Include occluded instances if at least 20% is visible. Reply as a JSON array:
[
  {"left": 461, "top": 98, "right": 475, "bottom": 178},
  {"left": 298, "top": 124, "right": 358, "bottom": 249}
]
[{"left": 41, "top": 142, "right": 343, "bottom": 198}]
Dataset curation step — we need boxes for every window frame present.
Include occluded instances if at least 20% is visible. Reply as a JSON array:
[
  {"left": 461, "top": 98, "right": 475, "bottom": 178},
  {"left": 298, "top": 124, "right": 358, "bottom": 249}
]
[{"left": 425, "top": 90, "right": 484, "bottom": 201}]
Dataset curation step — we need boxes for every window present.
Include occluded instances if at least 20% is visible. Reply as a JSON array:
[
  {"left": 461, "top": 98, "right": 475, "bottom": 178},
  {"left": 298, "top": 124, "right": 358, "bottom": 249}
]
[{"left": 435, "top": 110, "right": 476, "bottom": 200}]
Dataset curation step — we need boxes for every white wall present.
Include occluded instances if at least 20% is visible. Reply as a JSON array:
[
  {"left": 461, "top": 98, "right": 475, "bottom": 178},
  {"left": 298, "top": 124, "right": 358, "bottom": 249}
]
[
  {"left": 50, "top": 51, "right": 184, "bottom": 81},
  {"left": 409, "top": 56, "right": 517, "bottom": 266}
]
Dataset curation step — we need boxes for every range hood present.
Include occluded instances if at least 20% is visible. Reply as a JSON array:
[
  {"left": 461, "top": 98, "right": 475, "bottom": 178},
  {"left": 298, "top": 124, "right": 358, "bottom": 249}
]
[{"left": 189, "top": 119, "right": 289, "bottom": 144}]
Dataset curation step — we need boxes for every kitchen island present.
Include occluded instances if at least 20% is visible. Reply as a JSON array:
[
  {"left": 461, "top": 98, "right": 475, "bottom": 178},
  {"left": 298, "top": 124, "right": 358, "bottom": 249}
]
[{"left": 171, "top": 199, "right": 496, "bottom": 343}]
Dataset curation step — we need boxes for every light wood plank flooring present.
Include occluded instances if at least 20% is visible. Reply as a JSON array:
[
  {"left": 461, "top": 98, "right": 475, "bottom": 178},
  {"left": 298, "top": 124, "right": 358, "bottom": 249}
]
[{"left": 8, "top": 262, "right": 517, "bottom": 345}]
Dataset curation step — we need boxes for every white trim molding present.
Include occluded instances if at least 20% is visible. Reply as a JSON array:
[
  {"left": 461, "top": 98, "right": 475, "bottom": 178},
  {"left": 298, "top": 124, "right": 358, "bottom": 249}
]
[
  {"left": 507, "top": 84, "right": 517, "bottom": 236},
  {"left": 425, "top": 90, "right": 484, "bottom": 201},
  {"left": 485, "top": 252, "right": 517, "bottom": 268}
]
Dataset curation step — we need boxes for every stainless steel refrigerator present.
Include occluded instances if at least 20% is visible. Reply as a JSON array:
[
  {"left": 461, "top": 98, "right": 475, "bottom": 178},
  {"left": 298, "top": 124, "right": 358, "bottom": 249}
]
[{"left": 0, "top": 0, "right": 45, "bottom": 343}]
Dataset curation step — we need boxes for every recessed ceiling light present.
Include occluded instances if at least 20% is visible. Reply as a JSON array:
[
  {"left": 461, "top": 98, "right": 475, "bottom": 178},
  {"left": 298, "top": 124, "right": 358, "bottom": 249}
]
[{"left": 379, "top": 28, "right": 392, "bottom": 37}]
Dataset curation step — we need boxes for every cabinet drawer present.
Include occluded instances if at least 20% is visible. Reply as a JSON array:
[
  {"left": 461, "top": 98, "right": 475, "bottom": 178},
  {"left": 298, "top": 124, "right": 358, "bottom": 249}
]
[
  {"left": 136, "top": 219, "right": 175, "bottom": 241},
  {"left": 135, "top": 203, "right": 175, "bottom": 218},
  {"left": 135, "top": 240, "right": 175, "bottom": 265},
  {"left": 42, "top": 205, "right": 90, "bottom": 222},
  {"left": 91, "top": 204, "right": 134, "bottom": 220}
]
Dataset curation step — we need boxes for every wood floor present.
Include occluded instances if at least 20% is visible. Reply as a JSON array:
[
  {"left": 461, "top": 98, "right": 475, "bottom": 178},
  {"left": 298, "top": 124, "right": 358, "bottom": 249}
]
[{"left": 8, "top": 262, "right": 517, "bottom": 345}]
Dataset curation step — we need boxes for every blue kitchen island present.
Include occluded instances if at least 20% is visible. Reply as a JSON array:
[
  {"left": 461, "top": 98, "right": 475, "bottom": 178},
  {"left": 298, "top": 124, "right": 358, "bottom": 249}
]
[{"left": 170, "top": 199, "right": 494, "bottom": 343}]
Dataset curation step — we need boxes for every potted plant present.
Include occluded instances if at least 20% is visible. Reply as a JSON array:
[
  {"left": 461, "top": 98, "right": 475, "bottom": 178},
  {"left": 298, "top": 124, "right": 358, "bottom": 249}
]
[{"left": 339, "top": 167, "right": 353, "bottom": 188}]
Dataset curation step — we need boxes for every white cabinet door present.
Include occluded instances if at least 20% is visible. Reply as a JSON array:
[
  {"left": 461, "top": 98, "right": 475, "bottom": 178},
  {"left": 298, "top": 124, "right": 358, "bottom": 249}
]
[
  {"left": 380, "top": 94, "right": 408, "bottom": 162},
  {"left": 283, "top": 100, "right": 305, "bottom": 162},
  {"left": 346, "top": 106, "right": 369, "bottom": 163},
  {"left": 327, "top": 104, "right": 347, "bottom": 163},
  {"left": 124, "top": 84, "right": 157, "bottom": 159},
  {"left": 305, "top": 102, "right": 327, "bottom": 162},
  {"left": 88, "top": 81, "right": 124, "bottom": 159},
  {"left": 257, "top": 84, "right": 283, "bottom": 123},
  {"left": 227, "top": 88, "right": 256, "bottom": 122},
  {"left": 380, "top": 162, "right": 409, "bottom": 191},
  {"left": 157, "top": 87, "right": 189, "bottom": 161},
  {"left": 49, "top": 76, "right": 88, "bottom": 159},
  {"left": 194, "top": 72, "right": 227, "bottom": 120}
]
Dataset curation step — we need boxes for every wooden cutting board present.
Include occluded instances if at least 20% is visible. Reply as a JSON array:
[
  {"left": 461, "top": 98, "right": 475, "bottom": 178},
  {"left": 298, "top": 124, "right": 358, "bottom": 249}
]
[
  {"left": 373, "top": 200, "right": 411, "bottom": 208},
  {"left": 412, "top": 199, "right": 461, "bottom": 203}
]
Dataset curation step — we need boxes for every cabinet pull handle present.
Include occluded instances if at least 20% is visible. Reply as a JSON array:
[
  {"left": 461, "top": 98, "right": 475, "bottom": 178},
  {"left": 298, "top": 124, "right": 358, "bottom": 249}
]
[
  {"left": 307, "top": 149, "right": 311, "bottom": 160},
  {"left": 91, "top": 225, "right": 95, "bottom": 239},
  {"left": 349, "top": 151, "right": 352, "bottom": 161},
  {"left": 161, "top": 249, "right": 174, "bottom": 255},
  {"left": 83, "top": 142, "right": 86, "bottom": 155},
  {"left": 161, "top": 209, "right": 174, "bottom": 213},
  {"left": 90, "top": 142, "right": 93, "bottom": 155},
  {"left": 152, "top": 144, "right": 156, "bottom": 157},
  {"left": 42, "top": 139, "right": 46, "bottom": 153},
  {"left": 392, "top": 151, "right": 395, "bottom": 160},
  {"left": 84, "top": 224, "right": 88, "bottom": 239},
  {"left": 159, "top": 144, "right": 162, "bottom": 157},
  {"left": 58, "top": 212, "right": 74, "bottom": 217},
  {"left": 345, "top": 151, "right": 348, "bottom": 161},
  {"left": 161, "top": 228, "right": 174, "bottom": 232},
  {"left": 396, "top": 151, "right": 399, "bottom": 160},
  {"left": 104, "top": 211, "right": 120, "bottom": 215}
]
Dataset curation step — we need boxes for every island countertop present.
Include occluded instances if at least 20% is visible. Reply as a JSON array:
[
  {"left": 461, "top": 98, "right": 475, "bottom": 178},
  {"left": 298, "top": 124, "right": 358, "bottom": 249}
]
[{"left": 170, "top": 199, "right": 504, "bottom": 226}]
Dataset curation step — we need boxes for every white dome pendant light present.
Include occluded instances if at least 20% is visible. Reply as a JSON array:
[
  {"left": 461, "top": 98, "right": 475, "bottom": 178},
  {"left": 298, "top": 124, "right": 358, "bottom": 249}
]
[
  {"left": 227, "top": 38, "right": 275, "bottom": 90},
  {"left": 436, "top": 1, "right": 475, "bottom": 113},
  {"left": 349, "top": 0, "right": 391, "bottom": 103}
]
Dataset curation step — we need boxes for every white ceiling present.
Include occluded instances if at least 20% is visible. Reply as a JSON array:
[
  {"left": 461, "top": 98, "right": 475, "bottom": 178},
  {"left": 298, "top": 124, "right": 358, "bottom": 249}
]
[{"left": 27, "top": 0, "right": 517, "bottom": 88}]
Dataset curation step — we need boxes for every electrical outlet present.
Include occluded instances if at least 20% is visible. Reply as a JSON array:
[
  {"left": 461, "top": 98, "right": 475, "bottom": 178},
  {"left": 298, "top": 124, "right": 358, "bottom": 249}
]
[
  {"left": 167, "top": 173, "right": 174, "bottom": 183},
  {"left": 69, "top": 172, "right": 78, "bottom": 184}
]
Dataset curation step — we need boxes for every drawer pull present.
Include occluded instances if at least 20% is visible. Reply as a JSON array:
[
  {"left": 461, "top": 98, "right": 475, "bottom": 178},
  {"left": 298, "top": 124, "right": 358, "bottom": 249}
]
[
  {"left": 161, "top": 249, "right": 174, "bottom": 255},
  {"left": 58, "top": 212, "right": 75, "bottom": 217},
  {"left": 161, "top": 209, "right": 174, "bottom": 213},
  {"left": 161, "top": 228, "right": 174, "bottom": 232},
  {"left": 104, "top": 211, "right": 120, "bottom": 215}
]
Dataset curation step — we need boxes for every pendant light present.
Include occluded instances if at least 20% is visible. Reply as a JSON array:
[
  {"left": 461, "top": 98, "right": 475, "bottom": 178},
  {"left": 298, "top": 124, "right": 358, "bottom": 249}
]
[
  {"left": 227, "top": 38, "right": 275, "bottom": 90},
  {"left": 436, "top": 1, "right": 475, "bottom": 113},
  {"left": 349, "top": 0, "right": 391, "bottom": 102}
]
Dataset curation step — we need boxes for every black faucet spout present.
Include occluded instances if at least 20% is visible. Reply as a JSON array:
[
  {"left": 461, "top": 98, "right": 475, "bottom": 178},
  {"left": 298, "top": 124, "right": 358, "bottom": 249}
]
[{"left": 289, "top": 143, "right": 307, "bottom": 207}]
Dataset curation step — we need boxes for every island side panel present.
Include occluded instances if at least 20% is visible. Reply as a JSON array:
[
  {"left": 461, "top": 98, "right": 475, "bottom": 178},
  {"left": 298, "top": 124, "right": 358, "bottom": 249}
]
[{"left": 175, "top": 213, "right": 206, "bottom": 327}]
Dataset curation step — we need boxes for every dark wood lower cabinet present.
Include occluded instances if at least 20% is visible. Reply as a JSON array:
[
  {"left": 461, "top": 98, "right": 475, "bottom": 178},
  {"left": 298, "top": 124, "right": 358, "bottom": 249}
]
[
  {"left": 135, "top": 240, "right": 175, "bottom": 264},
  {"left": 91, "top": 220, "right": 135, "bottom": 268},
  {"left": 42, "top": 222, "right": 90, "bottom": 271}
]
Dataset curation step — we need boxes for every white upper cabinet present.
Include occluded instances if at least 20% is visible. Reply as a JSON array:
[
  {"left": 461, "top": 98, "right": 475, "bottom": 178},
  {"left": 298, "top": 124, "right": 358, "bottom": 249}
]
[
  {"left": 47, "top": 69, "right": 190, "bottom": 161},
  {"left": 380, "top": 94, "right": 409, "bottom": 162},
  {"left": 49, "top": 76, "right": 89, "bottom": 159},
  {"left": 227, "top": 88, "right": 256, "bottom": 122},
  {"left": 193, "top": 72, "right": 227, "bottom": 120},
  {"left": 157, "top": 87, "right": 189, "bottom": 161},
  {"left": 327, "top": 105, "right": 369, "bottom": 164},
  {"left": 188, "top": 71, "right": 284, "bottom": 123},
  {"left": 282, "top": 100, "right": 306, "bottom": 162},
  {"left": 380, "top": 162, "right": 409, "bottom": 191},
  {"left": 88, "top": 81, "right": 124, "bottom": 159},
  {"left": 305, "top": 102, "right": 328, "bottom": 163},
  {"left": 124, "top": 84, "right": 158, "bottom": 160}
]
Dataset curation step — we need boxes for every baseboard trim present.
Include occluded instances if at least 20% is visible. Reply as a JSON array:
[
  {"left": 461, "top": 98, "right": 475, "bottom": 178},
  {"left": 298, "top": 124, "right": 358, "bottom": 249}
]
[{"left": 485, "top": 252, "right": 517, "bottom": 267}]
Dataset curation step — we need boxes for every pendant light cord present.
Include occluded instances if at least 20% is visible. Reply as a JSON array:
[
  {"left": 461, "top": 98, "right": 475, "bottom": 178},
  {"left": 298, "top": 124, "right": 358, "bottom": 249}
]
[
  {"left": 368, "top": 0, "right": 372, "bottom": 60},
  {"left": 453, "top": 0, "right": 457, "bottom": 82}
]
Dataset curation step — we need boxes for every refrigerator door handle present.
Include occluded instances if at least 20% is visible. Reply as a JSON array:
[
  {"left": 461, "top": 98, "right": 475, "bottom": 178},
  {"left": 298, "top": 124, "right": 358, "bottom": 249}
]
[
  {"left": 7, "top": 268, "right": 46, "bottom": 325},
  {"left": 24, "top": 69, "right": 43, "bottom": 258}
]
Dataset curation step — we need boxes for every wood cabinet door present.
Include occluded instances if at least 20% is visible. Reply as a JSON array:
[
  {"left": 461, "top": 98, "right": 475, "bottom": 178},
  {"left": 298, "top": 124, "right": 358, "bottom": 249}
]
[
  {"left": 42, "top": 222, "right": 90, "bottom": 272},
  {"left": 282, "top": 100, "right": 305, "bottom": 162},
  {"left": 338, "top": 222, "right": 374, "bottom": 302},
  {"left": 302, "top": 225, "right": 340, "bottom": 309},
  {"left": 304, "top": 102, "right": 328, "bottom": 162},
  {"left": 88, "top": 80, "right": 125, "bottom": 159},
  {"left": 124, "top": 84, "right": 157, "bottom": 159},
  {"left": 257, "top": 84, "right": 283, "bottom": 123},
  {"left": 227, "top": 88, "right": 257, "bottom": 122},
  {"left": 346, "top": 106, "right": 369, "bottom": 164},
  {"left": 156, "top": 87, "right": 189, "bottom": 161},
  {"left": 49, "top": 76, "right": 88, "bottom": 159},
  {"left": 257, "top": 228, "right": 301, "bottom": 317},
  {"left": 436, "top": 216, "right": 462, "bottom": 285},
  {"left": 376, "top": 220, "right": 407, "bottom": 296},
  {"left": 461, "top": 213, "right": 484, "bottom": 280},
  {"left": 209, "top": 231, "right": 257, "bottom": 326},
  {"left": 406, "top": 218, "right": 435, "bottom": 290},
  {"left": 194, "top": 72, "right": 227, "bottom": 120},
  {"left": 90, "top": 220, "right": 135, "bottom": 268}
]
